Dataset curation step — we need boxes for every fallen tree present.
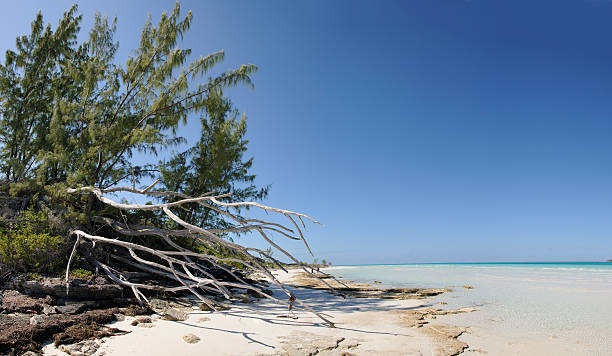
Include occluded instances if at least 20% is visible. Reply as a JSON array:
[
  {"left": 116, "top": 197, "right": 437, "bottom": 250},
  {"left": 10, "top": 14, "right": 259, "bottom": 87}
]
[{"left": 66, "top": 181, "right": 339, "bottom": 327}]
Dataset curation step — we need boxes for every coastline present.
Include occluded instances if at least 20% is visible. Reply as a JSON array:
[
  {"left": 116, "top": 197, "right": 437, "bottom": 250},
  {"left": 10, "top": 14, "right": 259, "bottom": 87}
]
[
  {"left": 327, "top": 263, "right": 612, "bottom": 356},
  {"left": 42, "top": 268, "right": 477, "bottom": 356}
]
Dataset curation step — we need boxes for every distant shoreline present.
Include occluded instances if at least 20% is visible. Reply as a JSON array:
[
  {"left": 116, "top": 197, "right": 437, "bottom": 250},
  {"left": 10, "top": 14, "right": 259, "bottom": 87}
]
[{"left": 332, "top": 261, "right": 612, "bottom": 267}]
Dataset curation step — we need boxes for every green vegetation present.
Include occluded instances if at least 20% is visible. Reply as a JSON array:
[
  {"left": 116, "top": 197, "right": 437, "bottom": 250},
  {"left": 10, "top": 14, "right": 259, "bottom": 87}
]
[
  {"left": 312, "top": 258, "right": 332, "bottom": 267},
  {"left": 25, "top": 272, "right": 42, "bottom": 281},
  {"left": 0, "top": 208, "right": 65, "bottom": 272},
  {"left": 298, "top": 258, "right": 332, "bottom": 269},
  {"left": 0, "top": 3, "right": 258, "bottom": 194},
  {"left": 66, "top": 268, "right": 94, "bottom": 280},
  {"left": 0, "top": 2, "right": 267, "bottom": 275}
]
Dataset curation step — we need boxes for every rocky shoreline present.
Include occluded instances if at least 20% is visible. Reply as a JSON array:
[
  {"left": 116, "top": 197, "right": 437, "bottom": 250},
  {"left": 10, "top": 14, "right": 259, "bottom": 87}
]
[
  {"left": 0, "top": 273, "right": 274, "bottom": 356},
  {"left": 0, "top": 275, "right": 152, "bottom": 356},
  {"left": 289, "top": 271, "right": 451, "bottom": 299},
  {"left": 283, "top": 271, "right": 477, "bottom": 356},
  {"left": 0, "top": 269, "right": 478, "bottom": 356}
]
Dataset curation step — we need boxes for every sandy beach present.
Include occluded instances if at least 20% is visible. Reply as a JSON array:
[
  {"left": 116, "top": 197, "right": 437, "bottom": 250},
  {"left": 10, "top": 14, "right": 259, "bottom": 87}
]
[
  {"left": 37, "top": 265, "right": 611, "bottom": 356},
  {"left": 40, "top": 269, "right": 475, "bottom": 356}
]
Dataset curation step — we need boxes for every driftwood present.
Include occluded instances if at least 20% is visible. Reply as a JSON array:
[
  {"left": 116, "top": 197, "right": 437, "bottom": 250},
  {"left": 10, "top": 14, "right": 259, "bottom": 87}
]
[{"left": 65, "top": 181, "right": 338, "bottom": 327}]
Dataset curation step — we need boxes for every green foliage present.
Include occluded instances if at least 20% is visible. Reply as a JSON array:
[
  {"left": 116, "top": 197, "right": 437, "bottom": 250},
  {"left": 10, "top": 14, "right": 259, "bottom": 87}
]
[
  {"left": 0, "top": 208, "right": 65, "bottom": 272},
  {"left": 25, "top": 272, "right": 42, "bottom": 281},
  {"left": 0, "top": 2, "right": 269, "bottom": 274},
  {"left": 39, "top": 2, "right": 257, "bottom": 191},
  {"left": 66, "top": 268, "right": 93, "bottom": 280},
  {"left": 160, "top": 90, "right": 268, "bottom": 229},
  {"left": 1, "top": 2, "right": 259, "bottom": 194},
  {"left": 0, "top": 6, "right": 81, "bottom": 184}
]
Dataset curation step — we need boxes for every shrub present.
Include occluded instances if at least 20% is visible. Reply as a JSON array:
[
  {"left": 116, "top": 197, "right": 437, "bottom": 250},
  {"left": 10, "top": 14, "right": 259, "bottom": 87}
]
[
  {"left": 0, "top": 208, "right": 65, "bottom": 272},
  {"left": 66, "top": 268, "right": 93, "bottom": 280}
]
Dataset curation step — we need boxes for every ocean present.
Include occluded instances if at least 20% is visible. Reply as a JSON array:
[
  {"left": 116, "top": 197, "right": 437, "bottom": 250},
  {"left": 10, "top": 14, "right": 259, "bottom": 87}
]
[{"left": 326, "top": 262, "right": 612, "bottom": 355}]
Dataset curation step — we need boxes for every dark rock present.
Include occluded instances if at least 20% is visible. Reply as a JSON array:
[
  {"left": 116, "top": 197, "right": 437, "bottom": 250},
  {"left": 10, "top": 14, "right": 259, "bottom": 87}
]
[
  {"left": 247, "top": 288, "right": 273, "bottom": 298},
  {"left": 18, "top": 278, "right": 123, "bottom": 300},
  {"left": 149, "top": 298, "right": 169, "bottom": 311},
  {"left": 131, "top": 317, "right": 152, "bottom": 326},
  {"left": 120, "top": 305, "right": 152, "bottom": 317},
  {"left": 234, "top": 293, "right": 253, "bottom": 304},
  {"left": 53, "top": 323, "right": 128, "bottom": 347},
  {"left": 0, "top": 307, "right": 123, "bottom": 354},
  {"left": 1, "top": 290, "right": 52, "bottom": 313},
  {"left": 199, "top": 302, "right": 230, "bottom": 311},
  {"left": 56, "top": 302, "right": 87, "bottom": 315}
]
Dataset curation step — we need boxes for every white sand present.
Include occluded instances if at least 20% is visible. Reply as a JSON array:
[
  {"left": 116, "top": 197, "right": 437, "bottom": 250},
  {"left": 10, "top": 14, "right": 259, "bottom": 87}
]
[{"left": 42, "top": 269, "right": 447, "bottom": 356}]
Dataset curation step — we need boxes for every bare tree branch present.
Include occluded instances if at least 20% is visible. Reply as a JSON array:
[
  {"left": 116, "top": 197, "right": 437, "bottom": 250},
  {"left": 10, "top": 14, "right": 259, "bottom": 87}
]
[{"left": 66, "top": 185, "right": 335, "bottom": 327}]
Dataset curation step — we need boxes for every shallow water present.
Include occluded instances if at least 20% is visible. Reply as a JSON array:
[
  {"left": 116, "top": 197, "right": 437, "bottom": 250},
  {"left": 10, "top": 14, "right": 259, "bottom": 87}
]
[{"left": 327, "top": 263, "right": 612, "bottom": 355}]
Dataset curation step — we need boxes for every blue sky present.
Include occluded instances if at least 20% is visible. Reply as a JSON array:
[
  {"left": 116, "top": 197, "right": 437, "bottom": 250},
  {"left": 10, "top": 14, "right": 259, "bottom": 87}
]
[{"left": 2, "top": 1, "right": 612, "bottom": 264}]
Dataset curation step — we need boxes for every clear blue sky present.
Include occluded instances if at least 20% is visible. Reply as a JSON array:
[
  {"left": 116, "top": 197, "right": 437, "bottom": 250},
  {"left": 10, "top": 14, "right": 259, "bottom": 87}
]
[{"left": 2, "top": 1, "right": 612, "bottom": 264}]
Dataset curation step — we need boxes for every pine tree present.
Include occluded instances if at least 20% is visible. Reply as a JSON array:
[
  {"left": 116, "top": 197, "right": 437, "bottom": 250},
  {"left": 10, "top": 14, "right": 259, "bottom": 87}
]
[
  {"left": 0, "top": 2, "right": 260, "bottom": 200},
  {"left": 160, "top": 89, "right": 268, "bottom": 229},
  {"left": 38, "top": 2, "right": 256, "bottom": 190},
  {"left": 0, "top": 6, "right": 81, "bottom": 184}
]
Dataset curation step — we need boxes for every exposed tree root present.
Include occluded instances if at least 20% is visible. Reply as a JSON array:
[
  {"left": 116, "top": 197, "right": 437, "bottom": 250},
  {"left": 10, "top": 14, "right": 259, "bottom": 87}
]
[{"left": 66, "top": 184, "right": 338, "bottom": 327}]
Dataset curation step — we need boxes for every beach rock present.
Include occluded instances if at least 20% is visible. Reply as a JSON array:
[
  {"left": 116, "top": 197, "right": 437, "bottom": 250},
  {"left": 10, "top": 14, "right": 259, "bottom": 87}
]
[
  {"left": 1, "top": 290, "right": 52, "bottom": 313},
  {"left": 131, "top": 317, "right": 152, "bottom": 326},
  {"left": 234, "top": 293, "right": 253, "bottom": 303},
  {"left": 56, "top": 302, "right": 87, "bottom": 315},
  {"left": 199, "top": 304, "right": 213, "bottom": 311},
  {"left": 199, "top": 302, "right": 230, "bottom": 311},
  {"left": 182, "top": 333, "right": 200, "bottom": 344},
  {"left": 58, "top": 340, "right": 100, "bottom": 356},
  {"left": 53, "top": 322, "right": 129, "bottom": 346},
  {"left": 114, "top": 313, "right": 126, "bottom": 321},
  {"left": 0, "top": 307, "right": 131, "bottom": 355},
  {"left": 21, "top": 352, "right": 40, "bottom": 356},
  {"left": 16, "top": 277, "right": 122, "bottom": 300},
  {"left": 120, "top": 304, "right": 152, "bottom": 316},
  {"left": 421, "top": 324, "right": 469, "bottom": 356},
  {"left": 271, "top": 332, "right": 360, "bottom": 356},
  {"left": 247, "top": 288, "right": 273, "bottom": 298},
  {"left": 197, "top": 316, "right": 210, "bottom": 322},
  {"left": 397, "top": 307, "right": 476, "bottom": 328},
  {"left": 149, "top": 298, "right": 169, "bottom": 312},
  {"left": 395, "top": 307, "right": 474, "bottom": 356},
  {"left": 288, "top": 273, "right": 450, "bottom": 300},
  {"left": 42, "top": 304, "right": 58, "bottom": 315},
  {"left": 162, "top": 308, "right": 188, "bottom": 321},
  {"left": 30, "top": 314, "right": 45, "bottom": 325}
]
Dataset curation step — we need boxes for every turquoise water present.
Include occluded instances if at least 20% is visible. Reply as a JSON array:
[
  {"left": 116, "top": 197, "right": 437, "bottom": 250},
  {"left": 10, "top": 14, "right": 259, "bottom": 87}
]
[{"left": 327, "top": 262, "right": 612, "bottom": 355}]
